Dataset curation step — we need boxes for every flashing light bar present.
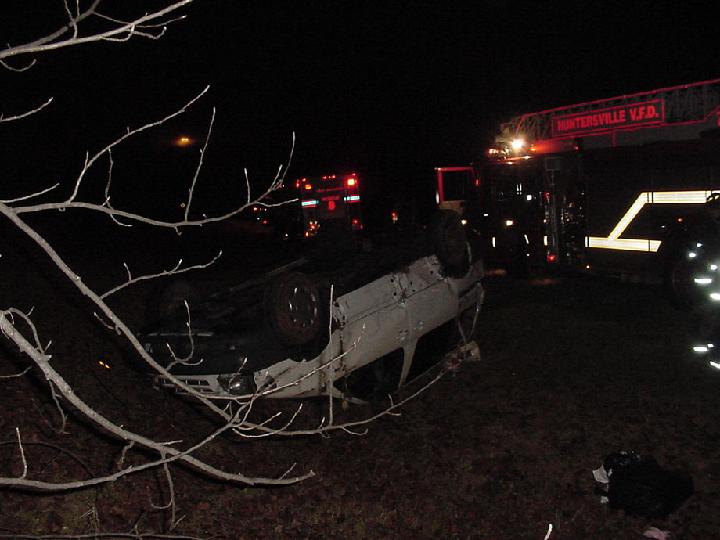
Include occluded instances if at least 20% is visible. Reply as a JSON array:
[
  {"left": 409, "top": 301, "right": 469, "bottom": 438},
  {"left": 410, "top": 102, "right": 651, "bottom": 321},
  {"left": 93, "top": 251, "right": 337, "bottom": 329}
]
[
  {"left": 344, "top": 195, "right": 361, "bottom": 203},
  {"left": 301, "top": 199, "right": 319, "bottom": 208},
  {"left": 587, "top": 189, "right": 717, "bottom": 252}
]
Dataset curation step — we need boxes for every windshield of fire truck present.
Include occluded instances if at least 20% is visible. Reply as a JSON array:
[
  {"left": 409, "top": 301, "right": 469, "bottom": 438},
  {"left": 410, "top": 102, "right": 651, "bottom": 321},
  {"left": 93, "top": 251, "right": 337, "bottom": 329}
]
[{"left": 441, "top": 169, "right": 478, "bottom": 201}]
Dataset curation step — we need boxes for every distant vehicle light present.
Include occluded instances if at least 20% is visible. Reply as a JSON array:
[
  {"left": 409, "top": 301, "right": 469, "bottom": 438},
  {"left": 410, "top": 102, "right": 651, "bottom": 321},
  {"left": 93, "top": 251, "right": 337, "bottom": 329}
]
[
  {"left": 505, "top": 219, "right": 514, "bottom": 227},
  {"left": 688, "top": 251, "right": 697, "bottom": 259},
  {"left": 461, "top": 219, "right": 468, "bottom": 226},
  {"left": 175, "top": 135, "right": 193, "bottom": 147},
  {"left": 547, "top": 253, "right": 557, "bottom": 263}
]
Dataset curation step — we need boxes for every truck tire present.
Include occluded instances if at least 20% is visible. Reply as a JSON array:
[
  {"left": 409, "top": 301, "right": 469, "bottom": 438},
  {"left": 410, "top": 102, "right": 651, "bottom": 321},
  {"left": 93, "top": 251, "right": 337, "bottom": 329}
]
[
  {"left": 264, "top": 271, "right": 323, "bottom": 345},
  {"left": 429, "top": 210, "right": 471, "bottom": 278}
]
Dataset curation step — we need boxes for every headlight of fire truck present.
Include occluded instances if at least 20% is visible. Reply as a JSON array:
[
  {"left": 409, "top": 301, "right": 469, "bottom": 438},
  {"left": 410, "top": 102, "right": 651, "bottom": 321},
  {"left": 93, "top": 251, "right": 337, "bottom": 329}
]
[{"left": 510, "top": 138, "right": 526, "bottom": 153}]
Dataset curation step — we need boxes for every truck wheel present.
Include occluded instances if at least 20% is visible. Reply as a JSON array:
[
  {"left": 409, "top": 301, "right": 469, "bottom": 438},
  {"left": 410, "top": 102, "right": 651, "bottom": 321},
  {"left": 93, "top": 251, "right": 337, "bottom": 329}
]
[
  {"left": 667, "top": 256, "right": 698, "bottom": 307},
  {"left": 264, "top": 271, "right": 323, "bottom": 345},
  {"left": 429, "top": 210, "right": 471, "bottom": 277}
]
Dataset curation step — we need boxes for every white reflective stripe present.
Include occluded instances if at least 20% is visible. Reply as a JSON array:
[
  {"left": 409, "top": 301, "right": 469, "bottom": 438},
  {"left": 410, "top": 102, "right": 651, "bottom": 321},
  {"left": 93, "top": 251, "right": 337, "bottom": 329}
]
[
  {"left": 607, "top": 193, "right": 649, "bottom": 240},
  {"left": 587, "top": 237, "right": 661, "bottom": 252},
  {"left": 588, "top": 189, "right": 717, "bottom": 252}
]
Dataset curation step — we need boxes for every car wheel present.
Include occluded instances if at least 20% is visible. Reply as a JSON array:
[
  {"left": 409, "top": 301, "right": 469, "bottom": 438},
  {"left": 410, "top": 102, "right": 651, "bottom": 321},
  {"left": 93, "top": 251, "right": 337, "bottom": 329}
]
[
  {"left": 146, "top": 279, "right": 195, "bottom": 322},
  {"left": 343, "top": 349, "right": 404, "bottom": 402},
  {"left": 429, "top": 209, "right": 471, "bottom": 277},
  {"left": 264, "top": 271, "right": 324, "bottom": 345}
]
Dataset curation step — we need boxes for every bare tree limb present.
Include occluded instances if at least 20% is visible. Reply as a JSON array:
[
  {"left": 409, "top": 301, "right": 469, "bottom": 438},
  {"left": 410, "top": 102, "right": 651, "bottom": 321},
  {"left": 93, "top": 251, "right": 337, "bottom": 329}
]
[
  {"left": 100, "top": 253, "right": 222, "bottom": 300},
  {"left": 0, "top": 1, "right": 194, "bottom": 63},
  {"left": 0, "top": 98, "right": 54, "bottom": 123}
]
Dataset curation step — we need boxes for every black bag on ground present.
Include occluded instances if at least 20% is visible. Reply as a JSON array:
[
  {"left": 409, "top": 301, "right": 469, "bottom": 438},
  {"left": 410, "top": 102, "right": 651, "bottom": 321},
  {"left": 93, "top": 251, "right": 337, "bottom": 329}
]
[{"left": 603, "top": 451, "right": 694, "bottom": 518}]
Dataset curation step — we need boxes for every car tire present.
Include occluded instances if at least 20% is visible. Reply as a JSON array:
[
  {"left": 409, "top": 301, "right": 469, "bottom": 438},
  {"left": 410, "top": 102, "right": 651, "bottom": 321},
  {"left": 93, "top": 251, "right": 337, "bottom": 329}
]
[
  {"left": 146, "top": 279, "right": 195, "bottom": 322},
  {"left": 429, "top": 210, "right": 471, "bottom": 278},
  {"left": 343, "top": 350, "right": 404, "bottom": 402},
  {"left": 264, "top": 271, "right": 324, "bottom": 346}
]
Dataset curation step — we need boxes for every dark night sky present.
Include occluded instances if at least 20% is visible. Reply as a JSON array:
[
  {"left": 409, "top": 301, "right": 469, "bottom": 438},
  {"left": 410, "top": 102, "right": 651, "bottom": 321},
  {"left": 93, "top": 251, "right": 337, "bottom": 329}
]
[{"left": 1, "top": 1, "right": 718, "bottom": 214}]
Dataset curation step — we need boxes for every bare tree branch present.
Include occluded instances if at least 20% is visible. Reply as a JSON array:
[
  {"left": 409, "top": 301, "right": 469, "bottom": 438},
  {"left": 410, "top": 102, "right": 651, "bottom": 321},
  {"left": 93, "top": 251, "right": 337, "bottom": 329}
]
[
  {"left": 0, "top": 98, "right": 54, "bottom": 123},
  {"left": 0, "top": 1, "right": 194, "bottom": 63}
]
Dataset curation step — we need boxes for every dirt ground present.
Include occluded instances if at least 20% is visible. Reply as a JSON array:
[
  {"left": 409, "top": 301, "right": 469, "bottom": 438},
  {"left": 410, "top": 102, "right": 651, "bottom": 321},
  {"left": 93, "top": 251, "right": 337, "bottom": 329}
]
[{"left": 1, "top": 221, "right": 720, "bottom": 539}]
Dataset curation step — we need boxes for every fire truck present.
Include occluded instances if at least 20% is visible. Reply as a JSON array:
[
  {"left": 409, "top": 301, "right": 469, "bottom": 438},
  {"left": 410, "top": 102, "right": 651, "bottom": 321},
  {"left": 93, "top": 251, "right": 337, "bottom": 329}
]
[
  {"left": 437, "top": 77, "right": 720, "bottom": 292},
  {"left": 296, "top": 172, "right": 363, "bottom": 237}
]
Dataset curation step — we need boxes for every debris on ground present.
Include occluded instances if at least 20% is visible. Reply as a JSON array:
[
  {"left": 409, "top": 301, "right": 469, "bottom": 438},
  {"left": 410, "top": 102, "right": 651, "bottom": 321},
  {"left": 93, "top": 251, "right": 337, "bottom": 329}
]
[{"left": 592, "top": 451, "right": 693, "bottom": 518}]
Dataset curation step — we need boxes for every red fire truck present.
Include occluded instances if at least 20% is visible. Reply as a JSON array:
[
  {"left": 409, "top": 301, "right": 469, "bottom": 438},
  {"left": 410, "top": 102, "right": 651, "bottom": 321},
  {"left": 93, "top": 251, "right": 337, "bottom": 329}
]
[
  {"left": 296, "top": 172, "right": 363, "bottom": 237},
  {"left": 437, "top": 78, "right": 720, "bottom": 291}
]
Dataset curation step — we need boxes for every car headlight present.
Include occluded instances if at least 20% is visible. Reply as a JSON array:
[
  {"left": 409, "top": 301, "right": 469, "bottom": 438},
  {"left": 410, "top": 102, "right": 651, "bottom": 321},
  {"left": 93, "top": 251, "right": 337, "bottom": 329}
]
[{"left": 218, "top": 372, "right": 257, "bottom": 395}]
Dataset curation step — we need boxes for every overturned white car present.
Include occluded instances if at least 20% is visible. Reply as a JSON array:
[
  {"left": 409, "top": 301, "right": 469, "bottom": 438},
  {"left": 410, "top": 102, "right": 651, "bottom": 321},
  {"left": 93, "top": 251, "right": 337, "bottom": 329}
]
[{"left": 141, "top": 211, "right": 484, "bottom": 400}]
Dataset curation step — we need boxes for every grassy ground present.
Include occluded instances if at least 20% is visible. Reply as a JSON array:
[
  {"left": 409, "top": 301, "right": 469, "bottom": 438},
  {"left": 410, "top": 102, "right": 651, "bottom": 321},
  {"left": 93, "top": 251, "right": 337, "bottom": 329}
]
[{"left": 1, "top": 232, "right": 719, "bottom": 539}]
